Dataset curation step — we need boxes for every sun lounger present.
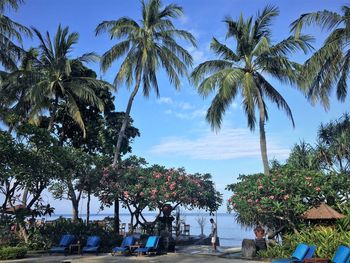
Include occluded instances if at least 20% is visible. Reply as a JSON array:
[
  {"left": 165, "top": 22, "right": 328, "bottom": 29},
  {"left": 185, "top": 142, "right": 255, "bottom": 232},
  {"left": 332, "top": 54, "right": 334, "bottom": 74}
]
[
  {"left": 82, "top": 236, "right": 101, "bottom": 256},
  {"left": 272, "top": 244, "right": 315, "bottom": 263},
  {"left": 49, "top": 234, "right": 75, "bottom": 256},
  {"left": 134, "top": 236, "right": 160, "bottom": 255},
  {"left": 111, "top": 236, "right": 135, "bottom": 255}
]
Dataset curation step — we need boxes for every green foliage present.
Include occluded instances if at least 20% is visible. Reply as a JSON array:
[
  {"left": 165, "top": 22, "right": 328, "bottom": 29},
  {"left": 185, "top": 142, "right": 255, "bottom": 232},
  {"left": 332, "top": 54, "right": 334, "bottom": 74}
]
[
  {"left": 0, "top": 246, "right": 27, "bottom": 260},
  {"left": 227, "top": 163, "right": 326, "bottom": 230},
  {"left": 258, "top": 227, "right": 350, "bottom": 259},
  {"left": 99, "top": 156, "right": 222, "bottom": 227},
  {"left": 31, "top": 218, "right": 123, "bottom": 252}
]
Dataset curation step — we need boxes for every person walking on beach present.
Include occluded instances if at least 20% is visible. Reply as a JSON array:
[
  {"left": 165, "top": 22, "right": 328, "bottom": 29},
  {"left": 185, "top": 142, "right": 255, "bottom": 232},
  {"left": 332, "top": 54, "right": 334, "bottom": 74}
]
[{"left": 210, "top": 218, "right": 217, "bottom": 251}]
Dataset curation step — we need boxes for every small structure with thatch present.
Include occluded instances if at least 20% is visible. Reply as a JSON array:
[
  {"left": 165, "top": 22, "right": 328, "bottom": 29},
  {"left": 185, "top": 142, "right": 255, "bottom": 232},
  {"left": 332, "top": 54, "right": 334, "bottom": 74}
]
[{"left": 303, "top": 202, "right": 346, "bottom": 225}]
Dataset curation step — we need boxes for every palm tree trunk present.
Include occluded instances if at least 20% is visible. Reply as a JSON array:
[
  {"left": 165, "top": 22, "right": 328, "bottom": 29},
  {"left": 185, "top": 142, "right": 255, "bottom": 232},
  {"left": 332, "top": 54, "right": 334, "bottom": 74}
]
[
  {"left": 86, "top": 188, "right": 91, "bottom": 226},
  {"left": 112, "top": 72, "right": 142, "bottom": 167},
  {"left": 47, "top": 95, "right": 59, "bottom": 133},
  {"left": 256, "top": 89, "right": 270, "bottom": 176}
]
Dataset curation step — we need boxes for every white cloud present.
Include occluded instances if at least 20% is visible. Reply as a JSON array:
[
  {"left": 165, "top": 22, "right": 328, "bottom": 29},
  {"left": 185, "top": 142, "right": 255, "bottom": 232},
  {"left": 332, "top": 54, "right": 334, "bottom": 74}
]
[
  {"left": 178, "top": 102, "right": 195, "bottom": 110},
  {"left": 157, "top": 97, "right": 173, "bottom": 105},
  {"left": 179, "top": 14, "right": 189, "bottom": 25},
  {"left": 149, "top": 126, "right": 289, "bottom": 160}
]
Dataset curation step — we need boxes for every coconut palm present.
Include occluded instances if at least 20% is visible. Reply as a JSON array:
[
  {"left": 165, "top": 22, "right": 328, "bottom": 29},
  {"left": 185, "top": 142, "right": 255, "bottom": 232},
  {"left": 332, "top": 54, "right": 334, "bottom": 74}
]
[
  {"left": 0, "top": 0, "right": 32, "bottom": 70},
  {"left": 291, "top": 4, "right": 350, "bottom": 109},
  {"left": 192, "top": 6, "right": 313, "bottom": 175},
  {"left": 0, "top": 48, "right": 40, "bottom": 131},
  {"left": 95, "top": 0, "right": 196, "bottom": 167},
  {"left": 30, "top": 25, "right": 107, "bottom": 137}
]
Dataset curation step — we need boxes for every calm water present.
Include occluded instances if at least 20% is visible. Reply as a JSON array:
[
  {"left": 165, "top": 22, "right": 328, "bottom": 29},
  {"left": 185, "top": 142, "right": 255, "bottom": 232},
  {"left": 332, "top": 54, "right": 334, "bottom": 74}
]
[{"left": 47, "top": 213, "right": 254, "bottom": 247}]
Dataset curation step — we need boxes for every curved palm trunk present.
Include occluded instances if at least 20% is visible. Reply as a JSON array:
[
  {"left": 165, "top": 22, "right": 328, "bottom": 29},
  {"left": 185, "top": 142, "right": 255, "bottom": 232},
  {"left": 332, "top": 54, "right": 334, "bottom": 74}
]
[
  {"left": 256, "top": 89, "right": 270, "bottom": 176},
  {"left": 112, "top": 72, "right": 142, "bottom": 167},
  {"left": 111, "top": 72, "right": 141, "bottom": 235},
  {"left": 47, "top": 95, "right": 59, "bottom": 133}
]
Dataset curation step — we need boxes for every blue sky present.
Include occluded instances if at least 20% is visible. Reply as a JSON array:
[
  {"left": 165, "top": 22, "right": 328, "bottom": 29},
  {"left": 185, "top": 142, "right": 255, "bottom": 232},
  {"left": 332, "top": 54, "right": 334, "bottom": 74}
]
[{"left": 5, "top": 0, "right": 350, "bottom": 214}]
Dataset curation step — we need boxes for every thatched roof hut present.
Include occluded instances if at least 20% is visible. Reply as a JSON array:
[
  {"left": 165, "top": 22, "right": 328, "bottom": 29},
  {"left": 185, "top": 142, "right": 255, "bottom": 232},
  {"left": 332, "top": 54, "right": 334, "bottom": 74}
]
[{"left": 303, "top": 202, "right": 345, "bottom": 220}]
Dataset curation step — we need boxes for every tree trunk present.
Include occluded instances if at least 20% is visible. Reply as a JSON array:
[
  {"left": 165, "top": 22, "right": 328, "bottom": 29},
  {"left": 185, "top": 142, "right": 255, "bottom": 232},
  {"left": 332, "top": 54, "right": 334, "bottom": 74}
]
[
  {"left": 68, "top": 182, "right": 80, "bottom": 222},
  {"left": 18, "top": 221, "right": 29, "bottom": 243},
  {"left": 256, "top": 89, "right": 270, "bottom": 176},
  {"left": 112, "top": 73, "right": 142, "bottom": 167},
  {"left": 47, "top": 94, "right": 59, "bottom": 133},
  {"left": 114, "top": 199, "right": 120, "bottom": 234},
  {"left": 86, "top": 189, "right": 91, "bottom": 226}
]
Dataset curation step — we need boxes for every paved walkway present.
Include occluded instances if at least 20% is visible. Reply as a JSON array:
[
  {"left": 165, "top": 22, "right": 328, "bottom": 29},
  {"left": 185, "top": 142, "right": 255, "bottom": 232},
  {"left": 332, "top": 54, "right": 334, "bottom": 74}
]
[{"left": 2, "top": 246, "right": 265, "bottom": 263}]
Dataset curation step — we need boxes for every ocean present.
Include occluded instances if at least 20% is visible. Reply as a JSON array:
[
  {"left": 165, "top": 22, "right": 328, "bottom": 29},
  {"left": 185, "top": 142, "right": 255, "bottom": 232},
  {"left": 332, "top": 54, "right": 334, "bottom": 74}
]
[{"left": 46, "top": 213, "right": 254, "bottom": 247}]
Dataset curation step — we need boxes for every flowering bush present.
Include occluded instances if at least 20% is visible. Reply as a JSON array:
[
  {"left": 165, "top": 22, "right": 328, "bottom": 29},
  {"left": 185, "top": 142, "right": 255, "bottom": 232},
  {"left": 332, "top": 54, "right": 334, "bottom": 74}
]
[
  {"left": 226, "top": 163, "right": 326, "bottom": 231},
  {"left": 99, "top": 156, "right": 222, "bottom": 228}
]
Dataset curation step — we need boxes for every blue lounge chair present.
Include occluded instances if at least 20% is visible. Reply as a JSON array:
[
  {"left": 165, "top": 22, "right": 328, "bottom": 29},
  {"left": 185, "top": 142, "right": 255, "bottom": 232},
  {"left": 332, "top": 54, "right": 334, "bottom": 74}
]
[
  {"left": 272, "top": 243, "right": 313, "bottom": 263},
  {"left": 49, "top": 234, "right": 75, "bottom": 256},
  {"left": 82, "top": 236, "right": 101, "bottom": 256},
  {"left": 134, "top": 236, "right": 160, "bottom": 255},
  {"left": 111, "top": 236, "right": 136, "bottom": 255},
  {"left": 331, "top": 246, "right": 350, "bottom": 263}
]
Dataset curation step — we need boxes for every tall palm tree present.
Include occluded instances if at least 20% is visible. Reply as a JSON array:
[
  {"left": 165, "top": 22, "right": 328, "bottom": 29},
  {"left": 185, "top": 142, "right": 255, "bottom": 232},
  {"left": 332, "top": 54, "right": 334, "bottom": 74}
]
[
  {"left": 0, "top": 48, "right": 40, "bottom": 131},
  {"left": 291, "top": 4, "right": 350, "bottom": 109},
  {"left": 30, "top": 25, "right": 107, "bottom": 137},
  {"left": 0, "top": 0, "right": 31, "bottom": 70},
  {"left": 192, "top": 6, "right": 313, "bottom": 175},
  {"left": 95, "top": 0, "right": 196, "bottom": 167}
]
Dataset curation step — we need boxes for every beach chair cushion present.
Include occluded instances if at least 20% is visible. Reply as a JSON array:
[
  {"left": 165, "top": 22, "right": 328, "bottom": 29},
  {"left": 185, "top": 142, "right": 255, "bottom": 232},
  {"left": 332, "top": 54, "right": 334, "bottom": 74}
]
[
  {"left": 112, "top": 236, "right": 135, "bottom": 253},
  {"left": 291, "top": 244, "right": 310, "bottom": 261},
  {"left": 332, "top": 246, "right": 350, "bottom": 263},
  {"left": 59, "top": 234, "right": 75, "bottom": 247},
  {"left": 304, "top": 246, "right": 317, "bottom": 259},
  {"left": 272, "top": 244, "right": 310, "bottom": 263},
  {"left": 50, "top": 246, "right": 68, "bottom": 253},
  {"left": 85, "top": 236, "right": 100, "bottom": 247},
  {"left": 135, "top": 236, "right": 160, "bottom": 254}
]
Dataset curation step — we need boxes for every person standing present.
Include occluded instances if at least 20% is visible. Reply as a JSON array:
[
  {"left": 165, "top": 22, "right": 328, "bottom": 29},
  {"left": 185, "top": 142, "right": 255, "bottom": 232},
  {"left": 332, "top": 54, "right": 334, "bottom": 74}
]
[{"left": 210, "top": 218, "right": 217, "bottom": 251}]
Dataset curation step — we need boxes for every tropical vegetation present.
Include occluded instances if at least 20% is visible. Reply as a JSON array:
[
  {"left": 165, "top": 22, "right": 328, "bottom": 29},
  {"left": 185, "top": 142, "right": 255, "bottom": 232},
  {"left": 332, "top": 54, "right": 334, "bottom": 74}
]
[
  {"left": 0, "top": 0, "right": 349, "bottom": 258},
  {"left": 191, "top": 6, "right": 312, "bottom": 175}
]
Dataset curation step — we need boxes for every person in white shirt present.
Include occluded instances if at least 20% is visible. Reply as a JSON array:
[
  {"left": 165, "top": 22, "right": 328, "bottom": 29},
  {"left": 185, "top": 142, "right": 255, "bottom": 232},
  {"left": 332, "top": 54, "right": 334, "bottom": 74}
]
[{"left": 210, "top": 218, "right": 217, "bottom": 251}]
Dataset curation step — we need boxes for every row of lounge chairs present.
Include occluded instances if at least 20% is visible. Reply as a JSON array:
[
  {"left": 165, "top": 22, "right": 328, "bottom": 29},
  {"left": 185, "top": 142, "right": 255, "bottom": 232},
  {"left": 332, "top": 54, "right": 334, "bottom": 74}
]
[
  {"left": 49, "top": 234, "right": 160, "bottom": 256},
  {"left": 272, "top": 243, "right": 350, "bottom": 263},
  {"left": 49, "top": 235, "right": 100, "bottom": 256}
]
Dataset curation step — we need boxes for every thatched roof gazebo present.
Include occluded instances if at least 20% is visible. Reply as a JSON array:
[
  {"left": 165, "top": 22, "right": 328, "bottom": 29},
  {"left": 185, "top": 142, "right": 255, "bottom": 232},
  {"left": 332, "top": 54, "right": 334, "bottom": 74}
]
[{"left": 303, "top": 202, "right": 345, "bottom": 225}]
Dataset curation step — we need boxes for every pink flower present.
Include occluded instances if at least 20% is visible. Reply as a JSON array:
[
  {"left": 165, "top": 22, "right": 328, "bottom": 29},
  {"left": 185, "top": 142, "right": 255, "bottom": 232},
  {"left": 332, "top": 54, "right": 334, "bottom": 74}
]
[
  {"left": 258, "top": 185, "right": 263, "bottom": 190},
  {"left": 315, "top": 187, "right": 321, "bottom": 192},
  {"left": 123, "top": 191, "right": 129, "bottom": 198},
  {"left": 255, "top": 199, "right": 260, "bottom": 203},
  {"left": 140, "top": 192, "right": 144, "bottom": 197},
  {"left": 272, "top": 178, "right": 277, "bottom": 182},
  {"left": 269, "top": 195, "right": 274, "bottom": 200},
  {"left": 154, "top": 172, "right": 161, "bottom": 179},
  {"left": 305, "top": 177, "right": 312, "bottom": 181}
]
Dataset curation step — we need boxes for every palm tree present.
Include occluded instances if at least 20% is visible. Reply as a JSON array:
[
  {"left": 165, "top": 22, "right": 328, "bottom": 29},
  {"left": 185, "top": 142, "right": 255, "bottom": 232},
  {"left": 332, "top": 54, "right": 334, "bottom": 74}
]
[
  {"left": 0, "top": 48, "right": 40, "bottom": 131},
  {"left": 191, "top": 6, "right": 313, "bottom": 175},
  {"left": 0, "top": 0, "right": 32, "bottom": 70},
  {"left": 95, "top": 0, "right": 196, "bottom": 167},
  {"left": 291, "top": 4, "right": 350, "bottom": 109},
  {"left": 30, "top": 25, "right": 107, "bottom": 137}
]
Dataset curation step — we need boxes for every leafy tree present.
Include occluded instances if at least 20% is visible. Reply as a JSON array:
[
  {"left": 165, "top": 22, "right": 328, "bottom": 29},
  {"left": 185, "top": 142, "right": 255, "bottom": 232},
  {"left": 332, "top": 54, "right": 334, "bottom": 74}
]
[
  {"left": 99, "top": 156, "right": 222, "bottom": 230},
  {"left": 287, "top": 141, "right": 321, "bottom": 171},
  {"left": 0, "top": 125, "right": 63, "bottom": 242},
  {"left": 291, "top": 4, "right": 350, "bottom": 108},
  {"left": 0, "top": 0, "right": 31, "bottom": 70},
  {"left": 191, "top": 6, "right": 312, "bottom": 175},
  {"left": 95, "top": 0, "right": 196, "bottom": 167},
  {"left": 227, "top": 163, "right": 326, "bottom": 233},
  {"left": 30, "top": 25, "right": 109, "bottom": 136}
]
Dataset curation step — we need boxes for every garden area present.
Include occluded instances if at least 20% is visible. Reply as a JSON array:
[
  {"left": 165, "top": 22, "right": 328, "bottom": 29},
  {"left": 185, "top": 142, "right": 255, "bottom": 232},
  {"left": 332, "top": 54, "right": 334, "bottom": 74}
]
[{"left": 0, "top": 0, "right": 350, "bottom": 261}]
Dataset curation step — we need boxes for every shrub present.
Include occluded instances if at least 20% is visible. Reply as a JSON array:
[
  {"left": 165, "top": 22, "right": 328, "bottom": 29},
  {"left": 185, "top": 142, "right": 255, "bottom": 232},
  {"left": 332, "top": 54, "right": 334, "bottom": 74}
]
[
  {"left": 0, "top": 246, "right": 27, "bottom": 260},
  {"left": 258, "top": 226, "right": 350, "bottom": 259},
  {"left": 30, "top": 218, "right": 123, "bottom": 252}
]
